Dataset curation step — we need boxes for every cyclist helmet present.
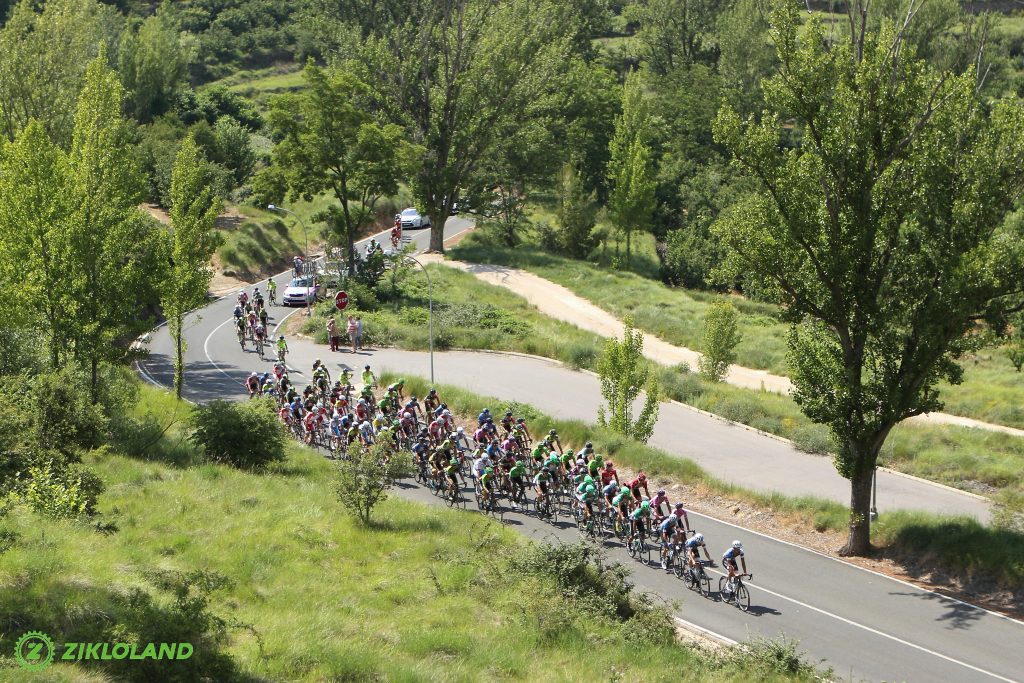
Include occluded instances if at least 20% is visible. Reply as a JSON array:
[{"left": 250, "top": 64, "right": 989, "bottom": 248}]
[
  {"left": 428, "top": 388, "right": 437, "bottom": 395},
  {"left": 693, "top": 533, "right": 704, "bottom": 543},
  {"left": 674, "top": 502, "right": 685, "bottom": 510},
  {"left": 515, "top": 460, "right": 523, "bottom": 468},
  {"left": 638, "top": 472, "right": 647, "bottom": 482},
  {"left": 565, "top": 448, "right": 574, "bottom": 456},
  {"left": 505, "top": 410, "right": 513, "bottom": 416},
  {"left": 585, "top": 484, "right": 596, "bottom": 494},
  {"left": 604, "top": 461, "right": 613, "bottom": 469},
  {"left": 657, "top": 489, "right": 666, "bottom": 496},
  {"left": 364, "top": 364, "right": 371, "bottom": 370},
  {"left": 398, "top": 378, "right": 405, "bottom": 384},
  {"left": 279, "top": 335, "right": 285, "bottom": 340},
  {"left": 443, "top": 409, "right": 451, "bottom": 416},
  {"left": 640, "top": 501, "right": 651, "bottom": 511},
  {"left": 485, "top": 467, "right": 494, "bottom": 474},
  {"left": 402, "top": 411, "right": 412, "bottom": 419},
  {"left": 585, "top": 441, "right": 593, "bottom": 449},
  {"left": 457, "top": 427, "right": 464, "bottom": 433},
  {"left": 542, "top": 466, "right": 551, "bottom": 474},
  {"left": 516, "top": 417, "right": 525, "bottom": 424},
  {"left": 250, "top": 371, "right": 257, "bottom": 377},
  {"left": 584, "top": 475, "right": 594, "bottom": 485},
  {"left": 732, "top": 540, "right": 743, "bottom": 549},
  {"left": 315, "top": 358, "right": 321, "bottom": 365},
  {"left": 548, "top": 429, "right": 557, "bottom": 436}
]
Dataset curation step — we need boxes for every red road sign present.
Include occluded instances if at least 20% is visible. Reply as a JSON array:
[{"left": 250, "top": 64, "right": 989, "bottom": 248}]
[{"left": 335, "top": 291, "right": 349, "bottom": 310}]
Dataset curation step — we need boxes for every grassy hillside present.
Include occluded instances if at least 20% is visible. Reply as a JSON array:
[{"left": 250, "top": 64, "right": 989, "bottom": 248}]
[{"left": 0, "top": 386, "right": 823, "bottom": 682}]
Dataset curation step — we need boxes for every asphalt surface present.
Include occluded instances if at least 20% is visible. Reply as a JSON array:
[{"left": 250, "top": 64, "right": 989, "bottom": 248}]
[{"left": 138, "top": 218, "right": 1024, "bottom": 683}]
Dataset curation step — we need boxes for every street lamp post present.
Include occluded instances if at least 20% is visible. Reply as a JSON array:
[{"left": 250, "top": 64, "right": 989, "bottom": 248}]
[
  {"left": 268, "top": 204, "right": 312, "bottom": 317},
  {"left": 387, "top": 250, "right": 433, "bottom": 384}
]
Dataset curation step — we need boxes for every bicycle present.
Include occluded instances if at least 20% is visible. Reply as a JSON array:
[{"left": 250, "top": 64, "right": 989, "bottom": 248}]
[
  {"left": 237, "top": 329, "right": 246, "bottom": 351},
  {"left": 681, "top": 558, "right": 712, "bottom": 598},
  {"left": 719, "top": 573, "right": 753, "bottom": 612},
  {"left": 626, "top": 526, "right": 652, "bottom": 564}
]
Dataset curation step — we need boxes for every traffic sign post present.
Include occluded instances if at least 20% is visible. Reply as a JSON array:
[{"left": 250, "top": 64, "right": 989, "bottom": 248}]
[{"left": 335, "top": 291, "right": 349, "bottom": 311}]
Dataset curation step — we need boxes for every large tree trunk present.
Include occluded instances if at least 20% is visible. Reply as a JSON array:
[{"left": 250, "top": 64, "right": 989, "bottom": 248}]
[
  {"left": 840, "top": 464, "right": 874, "bottom": 556},
  {"left": 428, "top": 200, "right": 446, "bottom": 252}
]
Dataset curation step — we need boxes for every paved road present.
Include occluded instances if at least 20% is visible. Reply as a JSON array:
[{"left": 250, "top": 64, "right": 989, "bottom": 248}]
[{"left": 138, "top": 218, "right": 1023, "bottom": 683}]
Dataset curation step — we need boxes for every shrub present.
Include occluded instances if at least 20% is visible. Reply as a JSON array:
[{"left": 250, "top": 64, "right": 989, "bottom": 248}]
[
  {"left": 698, "top": 299, "right": 742, "bottom": 382},
  {"left": 563, "top": 340, "right": 599, "bottom": 370},
  {"left": 106, "top": 567, "right": 239, "bottom": 682},
  {"left": 189, "top": 398, "right": 286, "bottom": 470},
  {"left": 336, "top": 440, "right": 413, "bottom": 524},
  {"left": 790, "top": 423, "right": 835, "bottom": 455},
  {"left": 27, "top": 366, "right": 108, "bottom": 458},
  {"left": 19, "top": 457, "right": 105, "bottom": 519}
]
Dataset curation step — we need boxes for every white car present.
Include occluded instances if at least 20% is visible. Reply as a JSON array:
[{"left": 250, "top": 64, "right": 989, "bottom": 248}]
[
  {"left": 399, "top": 207, "right": 431, "bottom": 229},
  {"left": 281, "top": 277, "right": 322, "bottom": 306}
]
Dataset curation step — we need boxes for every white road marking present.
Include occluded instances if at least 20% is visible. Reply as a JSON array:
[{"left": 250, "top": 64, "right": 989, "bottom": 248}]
[
  {"left": 687, "top": 510, "right": 1024, "bottom": 628},
  {"left": 203, "top": 316, "right": 248, "bottom": 386},
  {"left": 696, "top": 564, "right": 1017, "bottom": 682}
]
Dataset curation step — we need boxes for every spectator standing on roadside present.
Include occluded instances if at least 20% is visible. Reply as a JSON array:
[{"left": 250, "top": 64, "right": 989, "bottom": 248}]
[
  {"left": 347, "top": 314, "right": 357, "bottom": 353},
  {"left": 327, "top": 317, "right": 338, "bottom": 352},
  {"left": 355, "top": 315, "right": 364, "bottom": 350}
]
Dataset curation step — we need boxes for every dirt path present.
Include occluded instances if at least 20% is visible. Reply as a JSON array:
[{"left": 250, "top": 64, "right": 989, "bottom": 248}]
[{"left": 422, "top": 253, "right": 1024, "bottom": 438}]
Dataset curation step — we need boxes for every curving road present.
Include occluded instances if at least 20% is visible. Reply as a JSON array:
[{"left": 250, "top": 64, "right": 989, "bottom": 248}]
[{"left": 138, "top": 219, "right": 1023, "bottom": 683}]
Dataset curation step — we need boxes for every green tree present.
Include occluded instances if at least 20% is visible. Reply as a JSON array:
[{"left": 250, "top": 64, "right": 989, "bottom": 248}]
[
  {"left": 212, "top": 115, "right": 255, "bottom": 185},
  {"left": 557, "top": 162, "right": 598, "bottom": 258},
  {"left": 0, "top": 120, "right": 74, "bottom": 366},
  {"left": 1008, "top": 312, "right": 1024, "bottom": 373},
  {"left": 717, "top": 0, "right": 776, "bottom": 114},
  {"left": 164, "top": 135, "right": 222, "bottom": 398},
  {"left": 67, "top": 54, "right": 164, "bottom": 401},
  {"left": 336, "top": 439, "right": 413, "bottom": 524},
  {"left": 713, "top": 2, "right": 1024, "bottom": 556},
  {"left": 118, "top": 3, "right": 191, "bottom": 123},
  {"left": 698, "top": 299, "right": 741, "bottom": 382},
  {"left": 323, "top": 0, "right": 574, "bottom": 252},
  {"left": 624, "top": 0, "right": 727, "bottom": 74},
  {"left": 597, "top": 317, "right": 660, "bottom": 443},
  {"left": 268, "top": 64, "right": 412, "bottom": 274},
  {"left": 0, "top": 0, "right": 119, "bottom": 145},
  {"left": 607, "top": 71, "right": 656, "bottom": 263}
]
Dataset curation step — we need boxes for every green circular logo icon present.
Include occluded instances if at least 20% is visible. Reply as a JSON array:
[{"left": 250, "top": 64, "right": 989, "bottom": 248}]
[{"left": 14, "top": 631, "right": 55, "bottom": 671}]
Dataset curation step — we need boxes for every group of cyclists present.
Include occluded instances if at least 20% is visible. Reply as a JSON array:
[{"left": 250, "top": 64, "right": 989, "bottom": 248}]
[
  {"left": 241, "top": 350, "right": 753, "bottom": 603},
  {"left": 232, "top": 283, "right": 278, "bottom": 358}
]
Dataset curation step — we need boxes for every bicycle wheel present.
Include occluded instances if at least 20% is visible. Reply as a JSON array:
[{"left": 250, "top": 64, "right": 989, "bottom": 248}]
[
  {"left": 735, "top": 583, "right": 750, "bottom": 612},
  {"left": 697, "top": 569, "right": 712, "bottom": 598},
  {"left": 718, "top": 577, "right": 731, "bottom": 602},
  {"left": 673, "top": 555, "right": 685, "bottom": 579}
]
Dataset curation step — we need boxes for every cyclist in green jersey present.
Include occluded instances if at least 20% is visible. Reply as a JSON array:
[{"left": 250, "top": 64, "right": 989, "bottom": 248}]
[
  {"left": 576, "top": 477, "right": 598, "bottom": 522},
  {"left": 587, "top": 455, "right": 603, "bottom": 478},
  {"left": 531, "top": 443, "right": 545, "bottom": 465},
  {"left": 267, "top": 278, "right": 277, "bottom": 304},
  {"left": 444, "top": 459, "right": 460, "bottom": 495},
  {"left": 361, "top": 364, "right": 377, "bottom": 389},
  {"left": 508, "top": 460, "right": 527, "bottom": 506},
  {"left": 533, "top": 467, "right": 552, "bottom": 505},
  {"left": 275, "top": 335, "right": 289, "bottom": 360},
  {"left": 628, "top": 501, "right": 652, "bottom": 542},
  {"left": 480, "top": 467, "right": 496, "bottom": 508},
  {"left": 613, "top": 487, "right": 633, "bottom": 520},
  {"left": 560, "top": 449, "right": 574, "bottom": 469}
]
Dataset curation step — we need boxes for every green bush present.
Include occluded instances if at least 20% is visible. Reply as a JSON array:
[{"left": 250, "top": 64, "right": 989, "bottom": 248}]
[
  {"left": 106, "top": 567, "right": 239, "bottom": 682},
  {"left": 564, "top": 340, "right": 599, "bottom": 370},
  {"left": 189, "top": 398, "right": 286, "bottom": 470},
  {"left": 19, "top": 457, "right": 105, "bottom": 519}
]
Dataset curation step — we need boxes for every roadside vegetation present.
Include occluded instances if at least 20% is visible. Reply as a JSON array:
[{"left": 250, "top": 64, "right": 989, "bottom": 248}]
[
  {"left": 0, "top": 382, "right": 829, "bottom": 681},
  {"left": 388, "top": 374, "right": 1024, "bottom": 599},
  {"left": 451, "top": 231, "right": 1024, "bottom": 432},
  {"left": 296, "top": 258, "right": 1024, "bottom": 513}
]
